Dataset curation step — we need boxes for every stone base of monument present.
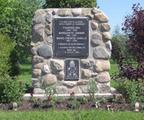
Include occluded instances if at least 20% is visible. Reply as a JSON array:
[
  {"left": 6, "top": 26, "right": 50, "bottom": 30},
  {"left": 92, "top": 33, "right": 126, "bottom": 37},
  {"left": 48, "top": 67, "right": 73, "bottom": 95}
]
[{"left": 23, "top": 88, "right": 121, "bottom": 101}]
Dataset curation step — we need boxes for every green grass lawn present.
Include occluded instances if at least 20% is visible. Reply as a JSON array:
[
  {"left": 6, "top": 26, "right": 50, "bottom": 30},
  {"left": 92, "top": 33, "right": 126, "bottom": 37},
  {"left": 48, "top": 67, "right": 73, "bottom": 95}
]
[
  {"left": 0, "top": 110, "right": 143, "bottom": 120},
  {"left": 18, "top": 64, "right": 32, "bottom": 85}
]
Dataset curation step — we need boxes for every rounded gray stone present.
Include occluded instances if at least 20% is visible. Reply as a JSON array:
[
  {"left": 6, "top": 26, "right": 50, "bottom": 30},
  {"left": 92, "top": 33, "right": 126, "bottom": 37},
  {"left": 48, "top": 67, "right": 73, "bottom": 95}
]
[
  {"left": 94, "top": 12, "right": 108, "bottom": 22},
  {"left": 42, "top": 74, "right": 57, "bottom": 86},
  {"left": 102, "top": 32, "right": 112, "bottom": 42},
  {"left": 45, "top": 12, "right": 52, "bottom": 24},
  {"left": 38, "top": 44, "right": 53, "bottom": 58},
  {"left": 57, "top": 71, "right": 64, "bottom": 81},
  {"left": 33, "top": 9, "right": 46, "bottom": 25},
  {"left": 32, "top": 24, "right": 45, "bottom": 43},
  {"left": 31, "top": 47, "right": 37, "bottom": 55},
  {"left": 91, "top": 21, "right": 98, "bottom": 30},
  {"left": 101, "top": 23, "right": 110, "bottom": 31},
  {"left": 57, "top": 9, "right": 71, "bottom": 16},
  {"left": 32, "top": 79, "right": 41, "bottom": 88},
  {"left": 79, "top": 85, "right": 89, "bottom": 93},
  {"left": 81, "top": 59, "right": 91, "bottom": 68},
  {"left": 56, "top": 86, "right": 68, "bottom": 94},
  {"left": 91, "top": 32, "right": 103, "bottom": 47},
  {"left": 93, "top": 46, "right": 111, "bottom": 59},
  {"left": 32, "top": 55, "right": 44, "bottom": 63},
  {"left": 72, "top": 8, "right": 82, "bottom": 16},
  {"left": 32, "top": 69, "right": 41, "bottom": 78},
  {"left": 105, "top": 41, "right": 112, "bottom": 51},
  {"left": 97, "top": 82, "right": 111, "bottom": 93},
  {"left": 50, "top": 60, "right": 64, "bottom": 73},
  {"left": 96, "top": 72, "right": 110, "bottom": 83},
  {"left": 81, "top": 69, "right": 92, "bottom": 79},
  {"left": 42, "top": 64, "right": 51, "bottom": 74},
  {"left": 62, "top": 82, "right": 76, "bottom": 88},
  {"left": 33, "top": 88, "right": 45, "bottom": 94}
]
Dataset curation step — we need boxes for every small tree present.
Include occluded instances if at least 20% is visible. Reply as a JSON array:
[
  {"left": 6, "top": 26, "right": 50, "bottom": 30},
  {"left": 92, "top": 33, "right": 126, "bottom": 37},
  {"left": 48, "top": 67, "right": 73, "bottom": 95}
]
[
  {"left": 43, "top": 0, "right": 97, "bottom": 8},
  {"left": 122, "top": 3, "right": 144, "bottom": 64},
  {"left": 121, "top": 3, "right": 144, "bottom": 80}
]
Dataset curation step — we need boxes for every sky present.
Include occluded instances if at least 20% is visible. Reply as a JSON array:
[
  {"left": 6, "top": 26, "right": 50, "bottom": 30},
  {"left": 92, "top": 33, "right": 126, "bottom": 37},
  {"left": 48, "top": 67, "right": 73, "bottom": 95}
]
[{"left": 97, "top": 0, "right": 144, "bottom": 33}]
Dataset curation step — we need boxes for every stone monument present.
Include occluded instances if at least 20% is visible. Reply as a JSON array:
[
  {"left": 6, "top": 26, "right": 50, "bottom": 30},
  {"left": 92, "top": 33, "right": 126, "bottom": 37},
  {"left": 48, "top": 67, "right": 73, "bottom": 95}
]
[{"left": 31, "top": 8, "right": 112, "bottom": 95}]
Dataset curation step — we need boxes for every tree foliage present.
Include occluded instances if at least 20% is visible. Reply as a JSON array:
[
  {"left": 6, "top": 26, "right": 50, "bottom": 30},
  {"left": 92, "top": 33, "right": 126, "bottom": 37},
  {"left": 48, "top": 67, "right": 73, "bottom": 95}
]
[
  {"left": 0, "top": 0, "right": 41, "bottom": 62},
  {"left": 117, "top": 3, "right": 144, "bottom": 80},
  {"left": 122, "top": 3, "right": 144, "bottom": 63},
  {"left": 43, "top": 0, "right": 97, "bottom": 8}
]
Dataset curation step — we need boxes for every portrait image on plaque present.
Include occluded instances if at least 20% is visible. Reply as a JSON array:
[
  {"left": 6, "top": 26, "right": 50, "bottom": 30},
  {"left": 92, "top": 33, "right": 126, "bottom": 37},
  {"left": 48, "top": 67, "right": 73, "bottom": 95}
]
[
  {"left": 64, "top": 59, "right": 79, "bottom": 81},
  {"left": 53, "top": 17, "right": 89, "bottom": 58}
]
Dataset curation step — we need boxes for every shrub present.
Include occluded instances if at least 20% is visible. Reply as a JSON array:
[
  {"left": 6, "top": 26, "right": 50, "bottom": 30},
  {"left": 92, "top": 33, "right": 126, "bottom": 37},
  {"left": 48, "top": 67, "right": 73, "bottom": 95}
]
[
  {"left": 115, "top": 78, "right": 144, "bottom": 103},
  {"left": 0, "top": 34, "right": 20, "bottom": 77},
  {"left": 0, "top": 76, "right": 24, "bottom": 103},
  {"left": 43, "top": 0, "right": 97, "bottom": 8},
  {"left": 0, "top": 34, "right": 14, "bottom": 76},
  {"left": 121, "top": 4, "right": 144, "bottom": 80}
]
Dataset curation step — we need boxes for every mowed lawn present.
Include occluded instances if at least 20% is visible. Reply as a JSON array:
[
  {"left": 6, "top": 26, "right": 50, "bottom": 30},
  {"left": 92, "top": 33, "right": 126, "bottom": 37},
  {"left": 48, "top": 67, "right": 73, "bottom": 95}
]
[{"left": 0, "top": 110, "right": 144, "bottom": 120}]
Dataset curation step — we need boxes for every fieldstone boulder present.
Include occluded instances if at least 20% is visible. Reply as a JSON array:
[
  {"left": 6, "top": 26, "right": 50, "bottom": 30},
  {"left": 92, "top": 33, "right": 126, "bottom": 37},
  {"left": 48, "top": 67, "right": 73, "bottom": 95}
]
[
  {"left": 102, "top": 32, "right": 112, "bottom": 42},
  {"left": 62, "top": 81, "right": 76, "bottom": 88},
  {"left": 57, "top": 9, "right": 71, "bottom": 16},
  {"left": 55, "top": 86, "right": 68, "bottom": 94},
  {"left": 82, "top": 8, "right": 93, "bottom": 19},
  {"left": 81, "top": 69, "right": 92, "bottom": 79},
  {"left": 31, "top": 47, "right": 37, "bottom": 55},
  {"left": 45, "top": 35, "right": 52, "bottom": 45},
  {"left": 95, "top": 60, "right": 110, "bottom": 72},
  {"left": 91, "top": 32, "right": 103, "bottom": 47},
  {"left": 72, "top": 8, "right": 82, "bottom": 16},
  {"left": 50, "top": 59, "right": 64, "bottom": 73},
  {"left": 45, "top": 12, "right": 52, "bottom": 24},
  {"left": 79, "top": 85, "right": 89, "bottom": 93},
  {"left": 96, "top": 72, "right": 110, "bottom": 83},
  {"left": 33, "top": 9, "right": 46, "bottom": 25},
  {"left": 42, "top": 74, "right": 57, "bottom": 86},
  {"left": 42, "top": 64, "right": 51, "bottom": 74},
  {"left": 33, "top": 88, "right": 45, "bottom": 94},
  {"left": 91, "top": 21, "right": 98, "bottom": 30},
  {"left": 94, "top": 12, "right": 108, "bottom": 22},
  {"left": 101, "top": 23, "right": 110, "bottom": 31},
  {"left": 97, "top": 82, "right": 111, "bottom": 93},
  {"left": 93, "top": 46, "right": 111, "bottom": 59},
  {"left": 33, "top": 69, "right": 41, "bottom": 77},
  {"left": 38, "top": 44, "right": 53, "bottom": 58},
  {"left": 57, "top": 71, "right": 64, "bottom": 80},
  {"left": 81, "top": 59, "right": 91, "bottom": 68},
  {"left": 33, "top": 55, "right": 44, "bottom": 63},
  {"left": 91, "top": 8, "right": 102, "bottom": 14},
  {"left": 105, "top": 41, "right": 112, "bottom": 51},
  {"left": 77, "top": 80, "right": 89, "bottom": 85},
  {"left": 45, "top": 25, "right": 52, "bottom": 36},
  {"left": 33, "top": 63, "right": 43, "bottom": 69},
  {"left": 32, "top": 24, "right": 45, "bottom": 42},
  {"left": 32, "top": 78, "right": 41, "bottom": 88}
]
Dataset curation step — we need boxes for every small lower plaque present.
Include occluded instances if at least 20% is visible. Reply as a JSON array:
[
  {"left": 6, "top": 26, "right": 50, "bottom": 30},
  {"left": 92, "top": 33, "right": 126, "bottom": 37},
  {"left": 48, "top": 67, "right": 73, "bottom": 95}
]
[{"left": 64, "top": 59, "right": 79, "bottom": 81}]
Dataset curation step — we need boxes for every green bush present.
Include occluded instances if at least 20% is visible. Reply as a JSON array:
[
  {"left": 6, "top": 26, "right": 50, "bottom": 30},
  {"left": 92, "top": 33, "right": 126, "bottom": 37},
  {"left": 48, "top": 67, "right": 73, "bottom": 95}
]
[
  {"left": 0, "top": 34, "right": 20, "bottom": 77},
  {"left": 116, "top": 78, "right": 144, "bottom": 103},
  {"left": 0, "top": 76, "right": 24, "bottom": 103},
  {"left": 0, "top": 34, "right": 14, "bottom": 76},
  {"left": 43, "top": 0, "right": 97, "bottom": 8}
]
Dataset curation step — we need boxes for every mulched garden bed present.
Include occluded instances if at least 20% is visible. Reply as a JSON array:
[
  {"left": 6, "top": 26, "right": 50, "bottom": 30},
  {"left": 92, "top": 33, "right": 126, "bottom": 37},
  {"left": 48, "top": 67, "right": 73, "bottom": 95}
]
[{"left": 0, "top": 97, "right": 138, "bottom": 112}]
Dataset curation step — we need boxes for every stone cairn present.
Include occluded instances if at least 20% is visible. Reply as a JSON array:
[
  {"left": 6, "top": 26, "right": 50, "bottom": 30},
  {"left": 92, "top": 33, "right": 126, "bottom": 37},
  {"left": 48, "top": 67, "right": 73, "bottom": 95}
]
[{"left": 31, "top": 8, "right": 112, "bottom": 94}]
